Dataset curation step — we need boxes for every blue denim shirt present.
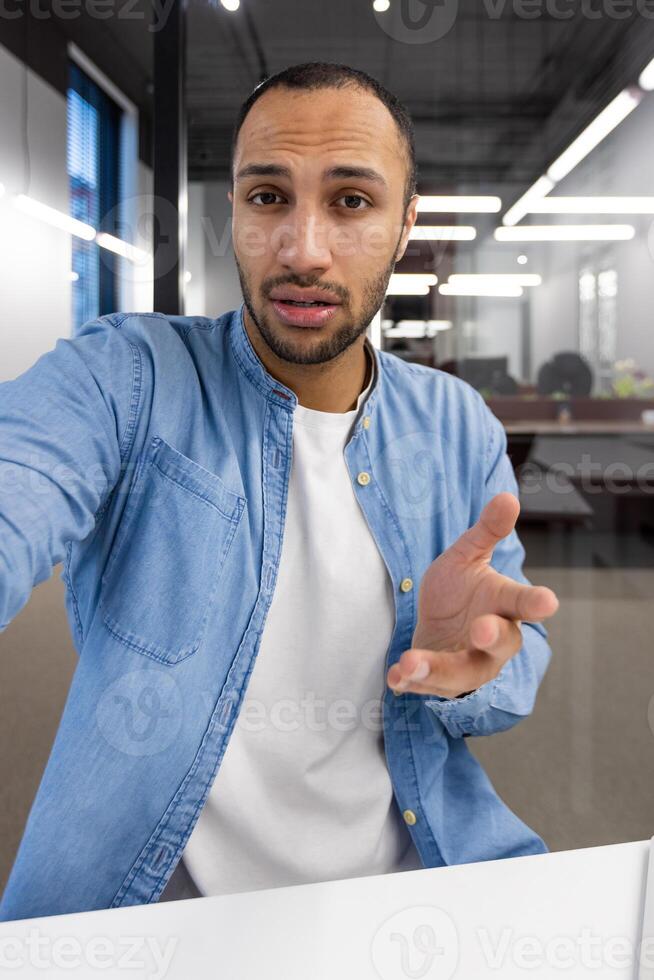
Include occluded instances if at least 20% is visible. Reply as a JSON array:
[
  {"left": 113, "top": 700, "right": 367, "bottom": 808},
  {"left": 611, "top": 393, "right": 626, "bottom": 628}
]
[{"left": 0, "top": 305, "right": 551, "bottom": 922}]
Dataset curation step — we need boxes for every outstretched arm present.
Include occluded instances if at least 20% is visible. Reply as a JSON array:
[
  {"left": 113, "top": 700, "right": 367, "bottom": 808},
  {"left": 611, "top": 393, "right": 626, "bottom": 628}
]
[
  {"left": 386, "top": 410, "right": 557, "bottom": 739},
  {"left": 0, "top": 316, "right": 141, "bottom": 632}
]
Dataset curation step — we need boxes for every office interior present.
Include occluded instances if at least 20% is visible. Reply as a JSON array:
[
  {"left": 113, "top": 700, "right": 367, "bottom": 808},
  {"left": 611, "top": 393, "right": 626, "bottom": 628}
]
[{"left": 1, "top": 0, "right": 654, "bottom": 897}]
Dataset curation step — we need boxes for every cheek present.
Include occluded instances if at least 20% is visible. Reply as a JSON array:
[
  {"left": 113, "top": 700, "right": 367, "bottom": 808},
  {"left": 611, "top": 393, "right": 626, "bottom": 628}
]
[
  {"left": 233, "top": 216, "right": 271, "bottom": 264},
  {"left": 328, "top": 219, "right": 394, "bottom": 268}
]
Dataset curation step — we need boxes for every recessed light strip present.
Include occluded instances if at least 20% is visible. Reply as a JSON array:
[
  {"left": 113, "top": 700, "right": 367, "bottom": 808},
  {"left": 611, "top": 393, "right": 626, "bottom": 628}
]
[
  {"left": 448, "top": 273, "right": 542, "bottom": 287},
  {"left": 410, "top": 226, "right": 477, "bottom": 242},
  {"left": 524, "top": 196, "right": 654, "bottom": 215},
  {"left": 440, "top": 283, "right": 524, "bottom": 297},
  {"left": 495, "top": 225, "right": 635, "bottom": 242},
  {"left": 416, "top": 196, "right": 501, "bottom": 214},
  {"left": 502, "top": 86, "right": 643, "bottom": 227}
]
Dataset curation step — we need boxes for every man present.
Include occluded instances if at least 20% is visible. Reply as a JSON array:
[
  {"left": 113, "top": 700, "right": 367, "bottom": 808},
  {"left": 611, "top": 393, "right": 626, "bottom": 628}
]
[{"left": 0, "top": 62, "right": 558, "bottom": 921}]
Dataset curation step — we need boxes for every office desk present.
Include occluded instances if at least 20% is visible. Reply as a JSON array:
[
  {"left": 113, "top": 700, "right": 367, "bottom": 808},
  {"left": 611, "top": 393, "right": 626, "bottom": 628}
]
[
  {"left": 505, "top": 422, "right": 654, "bottom": 435},
  {"left": 531, "top": 436, "right": 654, "bottom": 486},
  {"left": 0, "top": 840, "right": 649, "bottom": 978}
]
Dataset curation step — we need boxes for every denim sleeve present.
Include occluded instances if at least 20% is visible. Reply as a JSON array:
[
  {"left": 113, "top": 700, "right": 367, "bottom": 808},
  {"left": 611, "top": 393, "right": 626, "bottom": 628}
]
[
  {"left": 425, "top": 404, "right": 553, "bottom": 739},
  {"left": 0, "top": 315, "right": 142, "bottom": 632}
]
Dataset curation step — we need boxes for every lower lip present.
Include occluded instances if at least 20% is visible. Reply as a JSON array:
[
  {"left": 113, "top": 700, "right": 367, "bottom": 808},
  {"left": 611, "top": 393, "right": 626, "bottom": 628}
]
[{"left": 270, "top": 299, "right": 340, "bottom": 328}]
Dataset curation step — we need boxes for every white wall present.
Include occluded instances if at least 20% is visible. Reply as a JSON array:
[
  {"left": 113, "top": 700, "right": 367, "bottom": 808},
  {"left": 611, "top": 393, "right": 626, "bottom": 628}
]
[
  {"left": 185, "top": 181, "right": 207, "bottom": 316},
  {"left": 525, "top": 90, "right": 654, "bottom": 382},
  {"left": 0, "top": 44, "right": 153, "bottom": 382},
  {"left": 200, "top": 180, "right": 243, "bottom": 318},
  {"left": 0, "top": 46, "right": 70, "bottom": 382},
  {"left": 185, "top": 179, "right": 243, "bottom": 319},
  {"left": 450, "top": 91, "right": 654, "bottom": 384},
  {"left": 452, "top": 242, "right": 525, "bottom": 380}
]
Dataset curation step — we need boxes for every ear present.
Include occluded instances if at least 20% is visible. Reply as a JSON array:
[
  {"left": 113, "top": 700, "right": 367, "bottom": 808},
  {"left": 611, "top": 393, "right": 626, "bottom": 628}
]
[
  {"left": 395, "top": 194, "right": 419, "bottom": 262},
  {"left": 227, "top": 189, "right": 233, "bottom": 204}
]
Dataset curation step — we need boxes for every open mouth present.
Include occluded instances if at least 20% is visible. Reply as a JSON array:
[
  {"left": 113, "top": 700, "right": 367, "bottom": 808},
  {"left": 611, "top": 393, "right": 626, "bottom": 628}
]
[
  {"left": 270, "top": 296, "right": 341, "bottom": 328},
  {"left": 280, "top": 299, "right": 332, "bottom": 307}
]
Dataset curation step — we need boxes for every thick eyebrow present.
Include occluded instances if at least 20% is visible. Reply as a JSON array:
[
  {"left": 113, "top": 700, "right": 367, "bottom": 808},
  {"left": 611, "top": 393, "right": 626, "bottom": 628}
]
[{"left": 235, "top": 162, "right": 387, "bottom": 189}]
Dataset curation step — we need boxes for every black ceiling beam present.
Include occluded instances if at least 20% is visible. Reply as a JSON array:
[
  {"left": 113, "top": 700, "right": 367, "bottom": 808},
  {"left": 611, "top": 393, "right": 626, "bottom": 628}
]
[{"left": 153, "top": 0, "right": 187, "bottom": 315}]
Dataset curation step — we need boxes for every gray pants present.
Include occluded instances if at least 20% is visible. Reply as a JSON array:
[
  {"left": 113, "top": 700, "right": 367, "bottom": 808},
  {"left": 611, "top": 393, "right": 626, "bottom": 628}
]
[{"left": 158, "top": 857, "right": 203, "bottom": 902}]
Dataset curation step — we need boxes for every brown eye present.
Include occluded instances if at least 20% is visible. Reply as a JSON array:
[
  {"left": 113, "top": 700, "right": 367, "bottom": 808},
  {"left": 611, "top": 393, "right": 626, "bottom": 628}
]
[
  {"left": 250, "top": 192, "right": 282, "bottom": 206},
  {"left": 338, "top": 195, "right": 370, "bottom": 210}
]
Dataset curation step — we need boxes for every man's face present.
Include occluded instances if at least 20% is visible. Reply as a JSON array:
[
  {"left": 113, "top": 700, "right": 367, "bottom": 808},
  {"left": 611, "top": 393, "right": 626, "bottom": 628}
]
[{"left": 228, "top": 85, "right": 418, "bottom": 365}]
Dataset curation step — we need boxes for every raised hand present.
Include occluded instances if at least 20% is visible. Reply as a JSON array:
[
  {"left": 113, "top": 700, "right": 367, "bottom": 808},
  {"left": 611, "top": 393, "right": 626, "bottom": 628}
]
[{"left": 386, "top": 493, "right": 559, "bottom": 698}]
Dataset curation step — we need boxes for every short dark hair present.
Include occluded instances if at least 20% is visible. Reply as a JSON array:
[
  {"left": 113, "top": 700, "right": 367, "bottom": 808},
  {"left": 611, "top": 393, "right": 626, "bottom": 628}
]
[{"left": 230, "top": 62, "right": 418, "bottom": 212}]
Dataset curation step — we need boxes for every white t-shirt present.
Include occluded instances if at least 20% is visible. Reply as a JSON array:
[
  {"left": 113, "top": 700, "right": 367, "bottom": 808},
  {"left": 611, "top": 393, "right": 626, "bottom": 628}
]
[{"left": 182, "top": 349, "right": 422, "bottom": 896}]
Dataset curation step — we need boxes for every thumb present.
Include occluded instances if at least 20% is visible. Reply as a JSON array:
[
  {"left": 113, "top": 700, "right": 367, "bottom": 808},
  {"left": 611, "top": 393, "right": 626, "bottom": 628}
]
[{"left": 451, "top": 492, "right": 520, "bottom": 563}]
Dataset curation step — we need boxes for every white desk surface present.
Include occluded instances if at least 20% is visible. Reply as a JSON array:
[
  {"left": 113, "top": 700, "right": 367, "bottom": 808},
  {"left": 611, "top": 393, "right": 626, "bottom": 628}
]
[{"left": 0, "top": 840, "right": 650, "bottom": 979}]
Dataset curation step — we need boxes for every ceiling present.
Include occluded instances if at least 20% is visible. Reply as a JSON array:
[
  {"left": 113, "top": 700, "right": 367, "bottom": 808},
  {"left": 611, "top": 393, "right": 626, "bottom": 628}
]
[
  {"left": 17, "top": 0, "right": 654, "bottom": 209},
  {"left": 185, "top": 0, "right": 654, "bottom": 203}
]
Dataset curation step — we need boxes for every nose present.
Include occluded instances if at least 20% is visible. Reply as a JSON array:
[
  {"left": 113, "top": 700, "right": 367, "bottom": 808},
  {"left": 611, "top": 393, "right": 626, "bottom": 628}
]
[{"left": 274, "top": 204, "right": 333, "bottom": 276}]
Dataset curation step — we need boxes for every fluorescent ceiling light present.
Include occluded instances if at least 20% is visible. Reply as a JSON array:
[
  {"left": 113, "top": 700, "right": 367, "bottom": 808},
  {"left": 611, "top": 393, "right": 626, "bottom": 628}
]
[
  {"left": 440, "top": 283, "right": 523, "bottom": 297},
  {"left": 14, "top": 194, "right": 96, "bottom": 240},
  {"left": 640, "top": 56, "right": 654, "bottom": 91},
  {"left": 385, "top": 320, "right": 453, "bottom": 338},
  {"left": 389, "top": 274, "right": 438, "bottom": 284},
  {"left": 546, "top": 88, "right": 642, "bottom": 183},
  {"left": 409, "top": 226, "right": 477, "bottom": 242},
  {"left": 502, "top": 176, "right": 555, "bottom": 227},
  {"left": 386, "top": 274, "right": 436, "bottom": 296},
  {"left": 495, "top": 224, "right": 635, "bottom": 242},
  {"left": 395, "top": 319, "right": 453, "bottom": 332},
  {"left": 386, "top": 284, "right": 429, "bottom": 296},
  {"left": 449, "top": 273, "right": 542, "bottom": 287},
  {"left": 416, "top": 196, "right": 501, "bottom": 213},
  {"left": 0, "top": 182, "right": 5, "bottom": 198},
  {"left": 96, "top": 232, "right": 150, "bottom": 264},
  {"left": 525, "top": 196, "right": 654, "bottom": 214},
  {"left": 502, "top": 87, "right": 642, "bottom": 227}
]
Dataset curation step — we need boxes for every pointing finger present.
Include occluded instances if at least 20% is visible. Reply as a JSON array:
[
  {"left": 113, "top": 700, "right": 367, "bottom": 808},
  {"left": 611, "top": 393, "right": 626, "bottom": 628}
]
[{"left": 451, "top": 493, "right": 520, "bottom": 563}]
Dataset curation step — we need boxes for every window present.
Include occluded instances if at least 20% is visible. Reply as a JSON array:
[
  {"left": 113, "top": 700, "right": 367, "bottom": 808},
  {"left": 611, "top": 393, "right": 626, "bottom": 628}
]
[
  {"left": 67, "top": 61, "right": 122, "bottom": 333},
  {"left": 578, "top": 261, "right": 618, "bottom": 394}
]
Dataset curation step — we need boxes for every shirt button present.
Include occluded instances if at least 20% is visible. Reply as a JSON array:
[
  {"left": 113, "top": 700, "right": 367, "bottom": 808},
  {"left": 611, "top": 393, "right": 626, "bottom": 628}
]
[
  {"left": 403, "top": 809, "right": 417, "bottom": 826},
  {"left": 362, "top": 416, "right": 371, "bottom": 429},
  {"left": 400, "top": 577, "right": 413, "bottom": 593},
  {"left": 357, "top": 471, "right": 371, "bottom": 486}
]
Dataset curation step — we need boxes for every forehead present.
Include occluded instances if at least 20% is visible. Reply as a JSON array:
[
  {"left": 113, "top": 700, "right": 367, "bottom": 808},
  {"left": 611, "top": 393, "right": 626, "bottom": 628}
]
[{"left": 234, "top": 85, "right": 404, "bottom": 174}]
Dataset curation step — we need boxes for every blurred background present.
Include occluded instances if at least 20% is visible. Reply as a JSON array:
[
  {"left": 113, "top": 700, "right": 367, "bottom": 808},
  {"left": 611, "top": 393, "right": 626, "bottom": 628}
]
[{"left": 1, "top": 0, "right": 654, "bottom": 892}]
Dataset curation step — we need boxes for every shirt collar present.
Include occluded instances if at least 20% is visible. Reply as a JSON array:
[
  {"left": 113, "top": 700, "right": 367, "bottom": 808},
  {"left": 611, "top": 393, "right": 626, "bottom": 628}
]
[{"left": 229, "top": 302, "right": 382, "bottom": 422}]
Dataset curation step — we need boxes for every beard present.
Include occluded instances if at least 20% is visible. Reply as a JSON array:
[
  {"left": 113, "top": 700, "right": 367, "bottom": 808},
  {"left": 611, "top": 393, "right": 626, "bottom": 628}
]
[{"left": 234, "top": 250, "right": 398, "bottom": 366}]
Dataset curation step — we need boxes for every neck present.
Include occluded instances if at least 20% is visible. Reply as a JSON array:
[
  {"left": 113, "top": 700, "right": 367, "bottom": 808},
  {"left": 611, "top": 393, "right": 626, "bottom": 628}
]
[{"left": 243, "top": 308, "right": 372, "bottom": 413}]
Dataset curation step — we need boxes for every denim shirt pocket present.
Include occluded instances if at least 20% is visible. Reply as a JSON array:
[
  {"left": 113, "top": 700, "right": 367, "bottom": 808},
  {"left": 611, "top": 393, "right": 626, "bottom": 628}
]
[{"left": 99, "top": 435, "right": 246, "bottom": 665}]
